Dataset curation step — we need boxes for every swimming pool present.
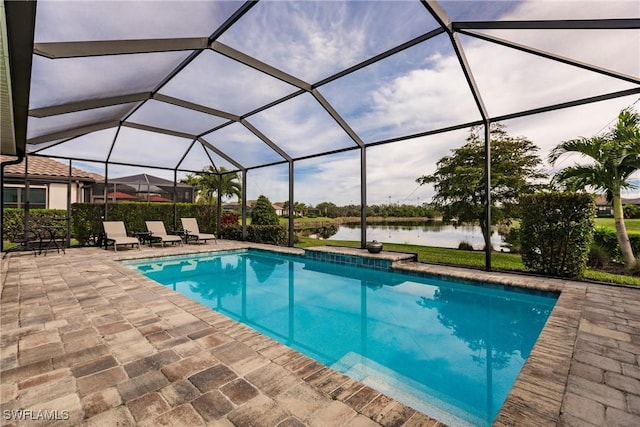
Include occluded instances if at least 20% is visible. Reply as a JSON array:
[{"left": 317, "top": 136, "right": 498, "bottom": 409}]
[{"left": 124, "top": 249, "right": 557, "bottom": 426}]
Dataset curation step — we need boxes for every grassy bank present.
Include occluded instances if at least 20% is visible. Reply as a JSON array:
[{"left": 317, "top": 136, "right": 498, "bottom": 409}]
[
  {"left": 296, "top": 236, "right": 640, "bottom": 287},
  {"left": 594, "top": 217, "right": 640, "bottom": 232}
]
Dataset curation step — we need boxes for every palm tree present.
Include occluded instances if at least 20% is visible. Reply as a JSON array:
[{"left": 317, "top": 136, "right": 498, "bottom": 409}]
[
  {"left": 181, "top": 166, "right": 242, "bottom": 204},
  {"left": 549, "top": 108, "right": 640, "bottom": 269},
  {"left": 218, "top": 167, "right": 242, "bottom": 200}
]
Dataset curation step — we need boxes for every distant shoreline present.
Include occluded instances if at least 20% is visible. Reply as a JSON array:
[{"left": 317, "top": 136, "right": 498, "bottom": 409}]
[{"left": 337, "top": 216, "right": 443, "bottom": 224}]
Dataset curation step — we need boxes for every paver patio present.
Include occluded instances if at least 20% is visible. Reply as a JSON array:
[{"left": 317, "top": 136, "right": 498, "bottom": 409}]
[{"left": 1, "top": 241, "right": 639, "bottom": 426}]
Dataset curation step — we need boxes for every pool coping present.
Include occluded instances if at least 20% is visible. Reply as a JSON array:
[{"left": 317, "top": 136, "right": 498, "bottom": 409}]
[{"left": 2, "top": 242, "right": 638, "bottom": 426}]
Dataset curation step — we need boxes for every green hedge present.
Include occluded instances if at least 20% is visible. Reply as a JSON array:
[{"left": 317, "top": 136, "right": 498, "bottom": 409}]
[
  {"left": 219, "top": 224, "right": 287, "bottom": 245},
  {"left": 593, "top": 227, "right": 640, "bottom": 264},
  {"left": 2, "top": 208, "right": 68, "bottom": 241},
  {"left": 71, "top": 202, "right": 217, "bottom": 246},
  {"left": 521, "top": 192, "right": 595, "bottom": 278}
]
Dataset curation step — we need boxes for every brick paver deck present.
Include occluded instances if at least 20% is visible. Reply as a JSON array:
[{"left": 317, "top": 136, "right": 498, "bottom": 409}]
[{"left": 1, "top": 242, "right": 639, "bottom": 426}]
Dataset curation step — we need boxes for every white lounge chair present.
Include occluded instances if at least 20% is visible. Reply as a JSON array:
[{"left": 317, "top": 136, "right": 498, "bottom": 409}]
[
  {"left": 181, "top": 217, "right": 217, "bottom": 244},
  {"left": 102, "top": 221, "right": 140, "bottom": 252},
  {"left": 145, "top": 221, "right": 183, "bottom": 247}
]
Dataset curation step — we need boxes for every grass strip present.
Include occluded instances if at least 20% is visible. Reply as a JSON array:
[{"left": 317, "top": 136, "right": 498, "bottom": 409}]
[{"left": 296, "top": 237, "right": 640, "bottom": 287}]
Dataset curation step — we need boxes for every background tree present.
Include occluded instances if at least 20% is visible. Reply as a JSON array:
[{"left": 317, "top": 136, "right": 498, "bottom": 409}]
[
  {"left": 180, "top": 166, "right": 241, "bottom": 204},
  {"left": 549, "top": 108, "right": 640, "bottom": 269},
  {"left": 316, "top": 201, "right": 337, "bottom": 217},
  {"left": 251, "top": 195, "right": 279, "bottom": 225},
  {"left": 282, "top": 201, "right": 310, "bottom": 217},
  {"left": 416, "top": 123, "right": 545, "bottom": 246}
]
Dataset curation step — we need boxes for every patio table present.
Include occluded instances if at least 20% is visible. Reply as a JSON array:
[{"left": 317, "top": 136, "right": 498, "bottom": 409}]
[{"left": 37, "top": 225, "right": 66, "bottom": 255}]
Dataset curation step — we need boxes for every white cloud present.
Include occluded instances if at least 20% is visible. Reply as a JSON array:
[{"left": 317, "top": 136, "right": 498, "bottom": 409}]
[
  {"left": 26, "top": 0, "right": 640, "bottom": 208},
  {"left": 219, "top": 0, "right": 438, "bottom": 83},
  {"left": 204, "top": 123, "right": 285, "bottom": 168},
  {"left": 159, "top": 51, "right": 297, "bottom": 116},
  {"left": 35, "top": 0, "right": 240, "bottom": 42},
  {"left": 248, "top": 93, "right": 357, "bottom": 158},
  {"left": 30, "top": 52, "right": 190, "bottom": 108}
]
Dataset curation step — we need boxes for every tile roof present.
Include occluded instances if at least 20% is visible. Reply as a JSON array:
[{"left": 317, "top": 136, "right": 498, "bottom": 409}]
[
  {"left": 105, "top": 191, "right": 138, "bottom": 200},
  {"left": 1, "top": 155, "right": 100, "bottom": 181}
]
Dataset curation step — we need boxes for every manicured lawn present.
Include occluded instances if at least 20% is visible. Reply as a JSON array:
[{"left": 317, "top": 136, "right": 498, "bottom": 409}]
[
  {"left": 296, "top": 236, "right": 640, "bottom": 287},
  {"left": 594, "top": 217, "right": 640, "bottom": 232}
]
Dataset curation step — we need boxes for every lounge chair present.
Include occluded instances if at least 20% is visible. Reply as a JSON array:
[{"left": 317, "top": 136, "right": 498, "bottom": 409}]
[
  {"left": 181, "top": 217, "right": 217, "bottom": 244},
  {"left": 102, "top": 221, "right": 140, "bottom": 252},
  {"left": 145, "top": 221, "right": 183, "bottom": 247}
]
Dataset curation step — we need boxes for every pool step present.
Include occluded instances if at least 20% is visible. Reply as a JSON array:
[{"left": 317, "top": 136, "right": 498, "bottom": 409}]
[{"left": 331, "top": 352, "right": 483, "bottom": 427}]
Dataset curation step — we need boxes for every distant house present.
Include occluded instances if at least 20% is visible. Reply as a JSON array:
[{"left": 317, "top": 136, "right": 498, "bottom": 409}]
[
  {"left": 595, "top": 194, "right": 612, "bottom": 216},
  {"left": 223, "top": 200, "right": 286, "bottom": 215},
  {"left": 273, "top": 202, "right": 285, "bottom": 216},
  {"left": 223, "top": 200, "right": 254, "bottom": 214},
  {"left": 1, "top": 155, "right": 97, "bottom": 209},
  {"left": 91, "top": 173, "right": 194, "bottom": 203},
  {"left": 595, "top": 194, "right": 640, "bottom": 217}
]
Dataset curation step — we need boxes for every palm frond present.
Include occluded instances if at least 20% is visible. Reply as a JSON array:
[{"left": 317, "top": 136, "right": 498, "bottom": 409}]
[{"left": 548, "top": 137, "right": 608, "bottom": 165}]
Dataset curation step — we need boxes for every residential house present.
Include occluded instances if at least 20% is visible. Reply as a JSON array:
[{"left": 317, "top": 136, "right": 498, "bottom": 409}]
[
  {"left": 91, "top": 173, "right": 194, "bottom": 203},
  {"left": 1, "top": 155, "right": 97, "bottom": 209},
  {"left": 594, "top": 194, "right": 640, "bottom": 217},
  {"left": 595, "top": 194, "right": 612, "bottom": 216},
  {"left": 273, "top": 202, "right": 285, "bottom": 216},
  {"left": 223, "top": 200, "right": 286, "bottom": 216},
  {"left": 223, "top": 200, "right": 254, "bottom": 214}
]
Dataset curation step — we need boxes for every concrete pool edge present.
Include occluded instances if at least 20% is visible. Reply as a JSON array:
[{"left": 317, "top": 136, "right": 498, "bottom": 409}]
[{"left": 2, "top": 242, "right": 638, "bottom": 426}]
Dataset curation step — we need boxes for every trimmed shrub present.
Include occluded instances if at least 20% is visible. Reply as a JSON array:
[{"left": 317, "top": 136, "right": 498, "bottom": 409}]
[
  {"left": 2, "top": 208, "right": 68, "bottom": 241},
  {"left": 251, "top": 195, "right": 279, "bottom": 225},
  {"left": 587, "top": 244, "right": 609, "bottom": 269},
  {"left": 503, "top": 227, "right": 521, "bottom": 254},
  {"left": 520, "top": 192, "right": 595, "bottom": 278},
  {"left": 458, "top": 241, "right": 474, "bottom": 251},
  {"left": 219, "top": 225, "right": 244, "bottom": 241},
  {"left": 70, "top": 202, "right": 216, "bottom": 246},
  {"left": 219, "top": 224, "right": 287, "bottom": 245},
  {"left": 248, "top": 225, "right": 287, "bottom": 245},
  {"left": 592, "top": 227, "right": 640, "bottom": 264},
  {"left": 624, "top": 204, "right": 640, "bottom": 219}
]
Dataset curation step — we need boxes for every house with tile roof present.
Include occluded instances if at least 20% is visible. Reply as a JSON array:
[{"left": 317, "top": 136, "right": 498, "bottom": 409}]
[
  {"left": 1, "top": 155, "right": 98, "bottom": 209},
  {"left": 222, "top": 200, "right": 286, "bottom": 216},
  {"left": 2, "top": 156, "right": 195, "bottom": 208},
  {"left": 91, "top": 173, "right": 194, "bottom": 204}
]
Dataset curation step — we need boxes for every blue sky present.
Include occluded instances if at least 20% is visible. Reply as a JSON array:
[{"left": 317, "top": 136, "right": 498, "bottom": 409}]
[{"left": 28, "top": 0, "right": 640, "bottom": 205}]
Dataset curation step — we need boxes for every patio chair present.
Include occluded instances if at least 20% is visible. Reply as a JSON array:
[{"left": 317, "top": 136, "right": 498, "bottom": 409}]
[
  {"left": 145, "top": 221, "right": 183, "bottom": 247},
  {"left": 102, "top": 221, "right": 140, "bottom": 252},
  {"left": 180, "top": 217, "right": 217, "bottom": 245}
]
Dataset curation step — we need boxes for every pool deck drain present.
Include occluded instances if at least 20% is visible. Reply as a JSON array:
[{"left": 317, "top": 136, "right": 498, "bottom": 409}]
[{"left": 1, "top": 242, "right": 639, "bottom": 426}]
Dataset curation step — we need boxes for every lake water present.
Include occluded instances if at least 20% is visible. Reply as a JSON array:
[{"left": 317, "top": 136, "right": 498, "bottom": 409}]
[{"left": 328, "top": 221, "right": 505, "bottom": 249}]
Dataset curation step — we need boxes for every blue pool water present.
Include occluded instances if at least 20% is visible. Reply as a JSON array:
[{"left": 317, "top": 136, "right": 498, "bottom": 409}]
[{"left": 124, "top": 249, "right": 557, "bottom": 426}]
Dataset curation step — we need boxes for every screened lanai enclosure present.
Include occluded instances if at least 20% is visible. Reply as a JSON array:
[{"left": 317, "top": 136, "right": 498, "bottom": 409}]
[{"left": 2, "top": 0, "right": 639, "bottom": 268}]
